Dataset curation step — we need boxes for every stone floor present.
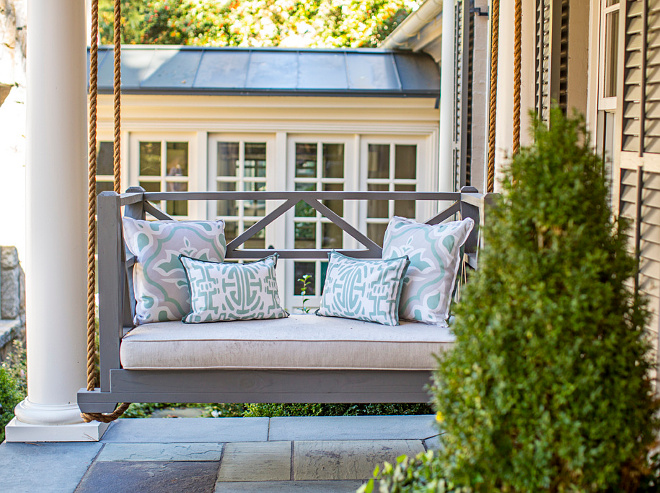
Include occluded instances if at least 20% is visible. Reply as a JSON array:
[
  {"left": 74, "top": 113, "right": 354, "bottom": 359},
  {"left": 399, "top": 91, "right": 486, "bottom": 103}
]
[{"left": 0, "top": 415, "right": 442, "bottom": 493}]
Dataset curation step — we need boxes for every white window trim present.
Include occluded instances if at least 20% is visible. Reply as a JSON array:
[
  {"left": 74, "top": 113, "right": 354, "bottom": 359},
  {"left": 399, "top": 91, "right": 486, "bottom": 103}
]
[
  {"left": 597, "top": 0, "right": 621, "bottom": 111},
  {"left": 128, "top": 132, "right": 199, "bottom": 219}
]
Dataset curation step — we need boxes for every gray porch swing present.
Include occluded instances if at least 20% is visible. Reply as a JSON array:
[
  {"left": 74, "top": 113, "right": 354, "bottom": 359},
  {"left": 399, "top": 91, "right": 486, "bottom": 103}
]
[{"left": 77, "top": 0, "right": 508, "bottom": 422}]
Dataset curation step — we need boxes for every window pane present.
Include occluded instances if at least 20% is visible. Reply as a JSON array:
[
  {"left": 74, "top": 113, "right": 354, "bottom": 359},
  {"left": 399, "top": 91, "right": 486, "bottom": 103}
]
[
  {"left": 243, "top": 181, "right": 266, "bottom": 216},
  {"left": 98, "top": 142, "right": 114, "bottom": 176},
  {"left": 322, "top": 223, "right": 342, "bottom": 249},
  {"left": 243, "top": 221, "right": 265, "bottom": 249},
  {"left": 395, "top": 145, "right": 416, "bottom": 180},
  {"left": 224, "top": 221, "right": 238, "bottom": 243},
  {"left": 394, "top": 184, "right": 416, "bottom": 218},
  {"left": 295, "top": 183, "right": 316, "bottom": 217},
  {"left": 606, "top": 0, "right": 619, "bottom": 7},
  {"left": 217, "top": 142, "right": 239, "bottom": 177},
  {"left": 367, "top": 223, "right": 387, "bottom": 247},
  {"left": 296, "top": 143, "right": 317, "bottom": 178},
  {"left": 139, "top": 181, "right": 160, "bottom": 193},
  {"left": 604, "top": 11, "right": 619, "bottom": 98},
  {"left": 166, "top": 142, "right": 188, "bottom": 177},
  {"left": 368, "top": 144, "right": 389, "bottom": 179},
  {"left": 139, "top": 142, "right": 161, "bottom": 176},
  {"left": 323, "top": 143, "right": 344, "bottom": 179},
  {"left": 96, "top": 180, "right": 113, "bottom": 196},
  {"left": 244, "top": 143, "right": 267, "bottom": 178},
  {"left": 217, "top": 182, "right": 237, "bottom": 216},
  {"left": 295, "top": 222, "right": 316, "bottom": 249},
  {"left": 294, "top": 262, "right": 316, "bottom": 295},
  {"left": 320, "top": 260, "right": 328, "bottom": 294},
  {"left": 367, "top": 184, "right": 389, "bottom": 218},
  {"left": 323, "top": 183, "right": 343, "bottom": 217},
  {"left": 166, "top": 182, "right": 188, "bottom": 216}
]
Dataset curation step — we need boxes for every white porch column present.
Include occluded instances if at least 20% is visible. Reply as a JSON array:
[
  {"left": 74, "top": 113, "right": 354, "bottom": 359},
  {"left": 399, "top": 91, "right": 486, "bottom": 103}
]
[{"left": 6, "top": 0, "right": 108, "bottom": 441}]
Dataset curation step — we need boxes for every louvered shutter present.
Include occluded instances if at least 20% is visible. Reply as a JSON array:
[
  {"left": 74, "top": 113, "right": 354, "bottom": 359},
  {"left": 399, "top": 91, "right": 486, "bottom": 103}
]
[
  {"left": 452, "top": 0, "right": 473, "bottom": 191},
  {"left": 535, "top": 0, "right": 569, "bottom": 120},
  {"left": 623, "top": 0, "right": 660, "bottom": 153}
]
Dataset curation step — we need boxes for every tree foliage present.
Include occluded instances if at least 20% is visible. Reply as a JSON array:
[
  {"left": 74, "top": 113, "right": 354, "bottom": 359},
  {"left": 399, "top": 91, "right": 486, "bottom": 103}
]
[
  {"left": 99, "top": 0, "right": 419, "bottom": 48},
  {"left": 427, "top": 108, "right": 660, "bottom": 491}
]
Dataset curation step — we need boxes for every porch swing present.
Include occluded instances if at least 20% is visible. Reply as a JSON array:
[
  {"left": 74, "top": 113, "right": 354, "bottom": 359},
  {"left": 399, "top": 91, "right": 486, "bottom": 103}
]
[{"left": 78, "top": 0, "right": 516, "bottom": 421}]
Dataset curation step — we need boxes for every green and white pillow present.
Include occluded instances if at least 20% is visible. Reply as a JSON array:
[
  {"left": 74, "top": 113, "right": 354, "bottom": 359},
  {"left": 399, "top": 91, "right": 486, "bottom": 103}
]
[
  {"left": 180, "top": 254, "right": 288, "bottom": 323},
  {"left": 317, "top": 251, "right": 410, "bottom": 326},
  {"left": 123, "top": 217, "right": 227, "bottom": 325},
  {"left": 383, "top": 217, "right": 474, "bottom": 324}
]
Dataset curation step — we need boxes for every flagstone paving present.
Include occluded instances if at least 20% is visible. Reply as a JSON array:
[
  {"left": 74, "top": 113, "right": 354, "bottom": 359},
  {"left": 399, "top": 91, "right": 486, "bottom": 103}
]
[{"left": 0, "top": 415, "right": 442, "bottom": 492}]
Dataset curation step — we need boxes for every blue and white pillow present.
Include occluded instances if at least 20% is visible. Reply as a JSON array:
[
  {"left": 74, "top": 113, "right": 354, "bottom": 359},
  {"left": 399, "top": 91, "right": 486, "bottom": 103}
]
[
  {"left": 123, "top": 218, "right": 227, "bottom": 325},
  {"left": 317, "top": 251, "right": 410, "bottom": 326},
  {"left": 382, "top": 217, "right": 474, "bottom": 324},
  {"left": 180, "top": 254, "right": 288, "bottom": 323}
]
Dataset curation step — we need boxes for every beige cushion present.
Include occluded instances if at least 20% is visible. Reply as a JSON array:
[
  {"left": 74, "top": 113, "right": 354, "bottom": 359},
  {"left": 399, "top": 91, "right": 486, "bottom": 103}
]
[{"left": 120, "top": 314, "right": 455, "bottom": 371}]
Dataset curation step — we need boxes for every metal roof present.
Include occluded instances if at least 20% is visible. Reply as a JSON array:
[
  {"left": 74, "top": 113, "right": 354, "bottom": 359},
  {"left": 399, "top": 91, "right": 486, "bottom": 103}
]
[{"left": 94, "top": 46, "right": 440, "bottom": 97}]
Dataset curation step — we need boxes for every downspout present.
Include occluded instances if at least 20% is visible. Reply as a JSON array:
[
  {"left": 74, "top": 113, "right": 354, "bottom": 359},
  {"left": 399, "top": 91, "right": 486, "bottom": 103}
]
[{"left": 438, "top": 1, "right": 455, "bottom": 193}]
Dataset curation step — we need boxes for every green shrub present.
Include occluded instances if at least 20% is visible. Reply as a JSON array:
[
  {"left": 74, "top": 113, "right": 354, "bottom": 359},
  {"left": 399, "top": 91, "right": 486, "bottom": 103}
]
[
  {"left": 359, "top": 451, "right": 472, "bottom": 493},
  {"left": 428, "top": 109, "right": 660, "bottom": 491},
  {"left": 0, "top": 366, "right": 22, "bottom": 442},
  {"left": 243, "top": 403, "right": 432, "bottom": 418}
]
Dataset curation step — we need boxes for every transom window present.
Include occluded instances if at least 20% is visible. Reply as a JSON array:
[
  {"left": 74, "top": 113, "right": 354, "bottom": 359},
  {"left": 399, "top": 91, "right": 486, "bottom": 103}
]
[
  {"left": 138, "top": 140, "right": 190, "bottom": 217},
  {"left": 213, "top": 140, "right": 267, "bottom": 249}
]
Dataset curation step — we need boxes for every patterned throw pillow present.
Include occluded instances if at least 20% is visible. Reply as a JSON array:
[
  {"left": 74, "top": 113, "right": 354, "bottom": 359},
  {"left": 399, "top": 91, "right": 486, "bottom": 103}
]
[
  {"left": 180, "top": 254, "right": 288, "bottom": 323},
  {"left": 317, "top": 251, "right": 410, "bottom": 326},
  {"left": 382, "top": 216, "right": 474, "bottom": 324},
  {"left": 123, "top": 217, "right": 227, "bottom": 325}
]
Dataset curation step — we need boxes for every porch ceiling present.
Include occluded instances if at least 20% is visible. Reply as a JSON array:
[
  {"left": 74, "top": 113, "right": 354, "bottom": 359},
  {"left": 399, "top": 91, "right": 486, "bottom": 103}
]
[{"left": 92, "top": 46, "right": 440, "bottom": 98}]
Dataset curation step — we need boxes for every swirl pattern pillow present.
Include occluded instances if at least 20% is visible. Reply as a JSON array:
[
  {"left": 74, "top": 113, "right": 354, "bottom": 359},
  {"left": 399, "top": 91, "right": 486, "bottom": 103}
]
[
  {"left": 180, "top": 254, "right": 288, "bottom": 323},
  {"left": 123, "top": 217, "right": 226, "bottom": 325},
  {"left": 382, "top": 217, "right": 474, "bottom": 324},
  {"left": 317, "top": 251, "right": 410, "bottom": 326}
]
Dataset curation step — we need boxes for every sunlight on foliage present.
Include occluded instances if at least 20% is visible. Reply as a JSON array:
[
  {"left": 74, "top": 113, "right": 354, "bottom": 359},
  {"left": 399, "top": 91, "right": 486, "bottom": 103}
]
[{"left": 99, "top": 0, "right": 420, "bottom": 48}]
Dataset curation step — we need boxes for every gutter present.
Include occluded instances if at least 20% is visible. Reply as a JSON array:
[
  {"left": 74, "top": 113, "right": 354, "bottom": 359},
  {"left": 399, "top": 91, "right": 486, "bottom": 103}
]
[{"left": 381, "top": 0, "right": 443, "bottom": 50}]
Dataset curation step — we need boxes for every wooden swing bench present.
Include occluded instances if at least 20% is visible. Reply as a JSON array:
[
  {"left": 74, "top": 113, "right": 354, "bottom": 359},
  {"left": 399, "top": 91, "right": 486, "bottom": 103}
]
[{"left": 77, "top": 187, "right": 492, "bottom": 414}]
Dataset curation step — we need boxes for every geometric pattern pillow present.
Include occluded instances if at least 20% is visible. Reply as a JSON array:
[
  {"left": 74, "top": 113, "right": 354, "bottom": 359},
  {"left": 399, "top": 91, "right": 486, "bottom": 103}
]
[
  {"left": 316, "top": 251, "right": 410, "bottom": 326},
  {"left": 179, "top": 254, "right": 288, "bottom": 323},
  {"left": 122, "top": 217, "right": 226, "bottom": 325},
  {"left": 382, "top": 217, "right": 474, "bottom": 324}
]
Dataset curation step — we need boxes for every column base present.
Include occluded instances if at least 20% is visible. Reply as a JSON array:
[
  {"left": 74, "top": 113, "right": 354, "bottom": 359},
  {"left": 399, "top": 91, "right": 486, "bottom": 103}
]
[
  {"left": 5, "top": 398, "right": 110, "bottom": 442},
  {"left": 5, "top": 417, "right": 110, "bottom": 442}
]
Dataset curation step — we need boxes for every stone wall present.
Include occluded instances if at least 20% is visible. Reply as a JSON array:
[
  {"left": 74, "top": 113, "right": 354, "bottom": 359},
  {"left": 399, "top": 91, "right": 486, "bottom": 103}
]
[{"left": 0, "top": 246, "right": 25, "bottom": 359}]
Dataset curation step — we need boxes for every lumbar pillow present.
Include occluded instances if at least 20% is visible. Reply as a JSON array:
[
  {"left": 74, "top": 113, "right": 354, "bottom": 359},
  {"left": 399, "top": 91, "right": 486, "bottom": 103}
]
[
  {"left": 317, "top": 251, "right": 410, "bottom": 326},
  {"left": 382, "top": 216, "right": 474, "bottom": 324},
  {"left": 180, "top": 254, "right": 288, "bottom": 323},
  {"left": 123, "top": 217, "right": 227, "bottom": 324}
]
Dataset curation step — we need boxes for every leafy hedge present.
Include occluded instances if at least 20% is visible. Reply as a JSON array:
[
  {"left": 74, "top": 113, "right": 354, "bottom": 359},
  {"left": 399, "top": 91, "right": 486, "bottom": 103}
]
[{"left": 372, "top": 109, "right": 660, "bottom": 492}]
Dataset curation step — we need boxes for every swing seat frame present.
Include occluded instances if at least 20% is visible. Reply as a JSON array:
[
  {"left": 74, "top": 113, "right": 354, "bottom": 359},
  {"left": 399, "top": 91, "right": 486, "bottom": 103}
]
[{"left": 78, "top": 187, "right": 492, "bottom": 414}]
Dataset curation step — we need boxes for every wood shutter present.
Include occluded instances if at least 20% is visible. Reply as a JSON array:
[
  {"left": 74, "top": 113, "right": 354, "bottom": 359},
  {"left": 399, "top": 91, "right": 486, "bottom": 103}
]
[
  {"left": 618, "top": 0, "right": 660, "bottom": 374},
  {"left": 452, "top": 0, "right": 474, "bottom": 191},
  {"left": 535, "top": 0, "right": 570, "bottom": 120},
  {"left": 622, "top": 0, "right": 660, "bottom": 154}
]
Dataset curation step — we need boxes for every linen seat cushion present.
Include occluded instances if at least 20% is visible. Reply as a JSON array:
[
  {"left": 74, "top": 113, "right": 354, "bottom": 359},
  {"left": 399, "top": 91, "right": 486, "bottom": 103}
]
[
  {"left": 382, "top": 217, "right": 474, "bottom": 324},
  {"left": 123, "top": 217, "right": 227, "bottom": 325},
  {"left": 120, "top": 314, "right": 454, "bottom": 371}
]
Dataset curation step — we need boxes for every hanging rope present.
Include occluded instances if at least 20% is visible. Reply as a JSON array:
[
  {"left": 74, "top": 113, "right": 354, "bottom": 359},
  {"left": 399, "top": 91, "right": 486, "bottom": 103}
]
[
  {"left": 487, "top": 0, "right": 500, "bottom": 193},
  {"left": 82, "top": 0, "right": 129, "bottom": 424},
  {"left": 513, "top": 0, "right": 522, "bottom": 156}
]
